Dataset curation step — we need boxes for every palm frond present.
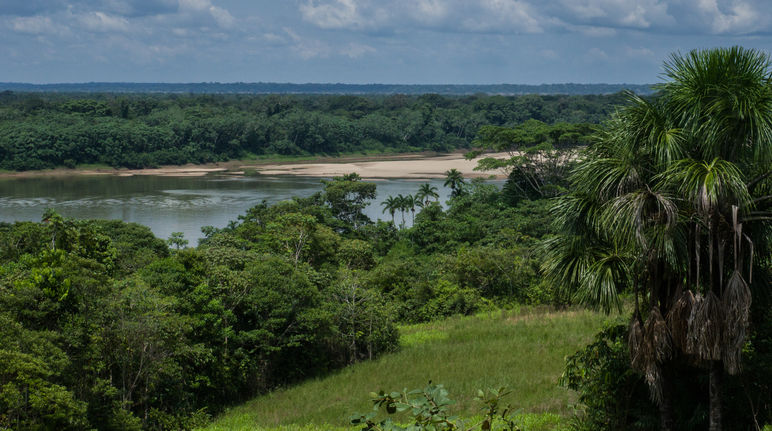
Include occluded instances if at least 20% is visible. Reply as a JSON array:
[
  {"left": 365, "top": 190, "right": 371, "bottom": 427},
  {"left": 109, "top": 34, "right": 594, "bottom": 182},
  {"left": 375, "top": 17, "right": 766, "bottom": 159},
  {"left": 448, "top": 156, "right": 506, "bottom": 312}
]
[
  {"left": 629, "top": 317, "right": 645, "bottom": 371},
  {"left": 722, "top": 270, "right": 752, "bottom": 375},
  {"left": 687, "top": 291, "right": 724, "bottom": 362},
  {"left": 575, "top": 251, "right": 629, "bottom": 313},
  {"left": 663, "top": 47, "right": 772, "bottom": 164},
  {"left": 638, "top": 308, "right": 671, "bottom": 405},
  {"left": 658, "top": 158, "right": 751, "bottom": 214},
  {"left": 667, "top": 289, "right": 695, "bottom": 352}
]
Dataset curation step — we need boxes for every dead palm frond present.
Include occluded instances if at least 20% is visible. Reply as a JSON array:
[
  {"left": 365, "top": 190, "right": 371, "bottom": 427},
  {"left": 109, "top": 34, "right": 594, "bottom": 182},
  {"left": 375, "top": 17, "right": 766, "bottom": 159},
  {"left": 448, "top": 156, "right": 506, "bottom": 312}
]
[
  {"left": 643, "top": 307, "right": 672, "bottom": 365},
  {"left": 667, "top": 289, "right": 695, "bottom": 352},
  {"left": 688, "top": 291, "right": 724, "bottom": 362},
  {"left": 645, "top": 363, "right": 665, "bottom": 406},
  {"left": 722, "top": 270, "right": 752, "bottom": 375},
  {"left": 634, "top": 308, "right": 671, "bottom": 405},
  {"left": 629, "top": 315, "right": 645, "bottom": 372}
]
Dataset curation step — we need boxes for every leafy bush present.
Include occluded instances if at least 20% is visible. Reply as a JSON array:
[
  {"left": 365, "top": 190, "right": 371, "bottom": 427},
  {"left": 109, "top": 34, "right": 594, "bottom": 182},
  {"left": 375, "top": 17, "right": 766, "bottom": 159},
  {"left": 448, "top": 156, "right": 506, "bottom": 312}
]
[{"left": 351, "top": 383, "right": 522, "bottom": 431}]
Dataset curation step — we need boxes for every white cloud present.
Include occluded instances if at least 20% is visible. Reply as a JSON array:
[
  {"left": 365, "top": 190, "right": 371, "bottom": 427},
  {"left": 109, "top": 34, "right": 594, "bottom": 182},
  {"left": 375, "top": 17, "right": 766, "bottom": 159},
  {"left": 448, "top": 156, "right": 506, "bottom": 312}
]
[
  {"left": 693, "top": 0, "right": 763, "bottom": 34},
  {"left": 340, "top": 42, "right": 376, "bottom": 58},
  {"left": 462, "top": 0, "right": 545, "bottom": 33},
  {"left": 283, "top": 27, "right": 331, "bottom": 59},
  {"left": 11, "top": 15, "right": 57, "bottom": 34},
  {"left": 177, "top": 0, "right": 236, "bottom": 29},
  {"left": 208, "top": 6, "right": 234, "bottom": 28},
  {"left": 625, "top": 46, "right": 655, "bottom": 57},
  {"left": 178, "top": 0, "right": 209, "bottom": 12},
  {"left": 297, "top": 0, "right": 771, "bottom": 36},
  {"left": 408, "top": 0, "right": 450, "bottom": 24},
  {"left": 553, "top": 0, "right": 674, "bottom": 29},
  {"left": 299, "top": 0, "right": 370, "bottom": 30},
  {"left": 79, "top": 11, "right": 130, "bottom": 32},
  {"left": 293, "top": 38, "right": 331, "bottom": 59},
  {"left": 576, "top": 25, "right": 617, "bottom": 36},
  {"left": 300, "top": 0, "right": 546, "bottom": 34}
]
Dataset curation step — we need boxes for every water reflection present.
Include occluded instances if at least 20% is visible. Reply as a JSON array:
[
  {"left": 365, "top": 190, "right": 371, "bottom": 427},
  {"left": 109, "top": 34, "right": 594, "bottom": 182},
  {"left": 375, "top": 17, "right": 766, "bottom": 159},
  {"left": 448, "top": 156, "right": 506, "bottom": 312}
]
[{"left": 0, "top": 175, "right": 500, "bottom": 244}]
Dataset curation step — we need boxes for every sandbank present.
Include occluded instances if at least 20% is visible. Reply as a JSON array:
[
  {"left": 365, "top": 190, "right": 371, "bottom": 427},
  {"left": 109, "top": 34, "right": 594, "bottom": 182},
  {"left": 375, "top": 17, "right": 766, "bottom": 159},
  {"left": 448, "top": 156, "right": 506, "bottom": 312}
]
[
  {"left": 253, "top": 152, "right": 509, "bottom": 179},
  {"left": 0, "top": 152, "right": 510, "bottom": 179}
]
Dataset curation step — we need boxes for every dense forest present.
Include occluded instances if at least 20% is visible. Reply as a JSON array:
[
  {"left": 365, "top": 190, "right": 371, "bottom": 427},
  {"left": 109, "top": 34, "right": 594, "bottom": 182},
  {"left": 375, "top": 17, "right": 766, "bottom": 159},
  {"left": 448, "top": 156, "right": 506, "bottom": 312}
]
[
  {"left": 0, "top": 172, "right": 564, "bottom": 430},
  {"left": 0, "top": 92, "right": 617, "bottom": 170},
  {"left": 2, "top": 169, "right": 769, "bottom": 431},
  {"left": 1, "top": 47, "right": 771, "bottom": 431}
]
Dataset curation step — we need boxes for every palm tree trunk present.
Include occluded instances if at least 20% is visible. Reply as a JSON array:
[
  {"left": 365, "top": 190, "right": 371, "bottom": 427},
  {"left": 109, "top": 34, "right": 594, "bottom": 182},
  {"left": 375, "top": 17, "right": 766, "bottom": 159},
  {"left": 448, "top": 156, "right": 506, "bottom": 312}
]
[
  {"left": 659, "top": 368, "right": 675, "bottom": 431},
  {"left": 709, "top": 360, "right": 723, "bottom": 431},
  {"left": 708, "top": 214, "right": 723, "bottom": 431}
]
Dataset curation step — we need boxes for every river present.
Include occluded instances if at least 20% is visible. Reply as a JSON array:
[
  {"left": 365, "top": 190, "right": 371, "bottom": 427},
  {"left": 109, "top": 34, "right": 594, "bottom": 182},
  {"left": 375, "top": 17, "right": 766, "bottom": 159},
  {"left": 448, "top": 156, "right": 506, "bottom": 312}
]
[{"left": 0, "top": 175, "right": 502, "bottom": 244}]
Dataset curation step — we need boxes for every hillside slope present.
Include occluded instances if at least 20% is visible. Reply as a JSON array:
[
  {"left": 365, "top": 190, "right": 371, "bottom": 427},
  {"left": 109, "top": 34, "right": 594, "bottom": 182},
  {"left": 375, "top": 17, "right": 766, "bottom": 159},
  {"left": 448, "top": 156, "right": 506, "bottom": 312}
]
[{"left": 203, "top": 308, "right": 608, "bottom": 430}]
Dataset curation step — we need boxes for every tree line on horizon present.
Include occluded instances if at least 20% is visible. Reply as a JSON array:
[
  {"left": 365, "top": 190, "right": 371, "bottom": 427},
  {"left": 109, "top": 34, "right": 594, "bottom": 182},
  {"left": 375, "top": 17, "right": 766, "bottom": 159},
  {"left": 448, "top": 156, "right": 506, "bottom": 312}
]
[{"left": 0, "top": 91, "right": 614, "bottom": 170}]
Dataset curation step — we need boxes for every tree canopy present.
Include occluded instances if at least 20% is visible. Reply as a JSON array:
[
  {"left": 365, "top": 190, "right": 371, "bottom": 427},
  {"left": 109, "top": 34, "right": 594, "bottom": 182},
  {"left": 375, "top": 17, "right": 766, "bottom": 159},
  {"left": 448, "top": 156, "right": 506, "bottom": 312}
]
[{"left": 543, "top": 46, "right": 772, "bottom": 431}]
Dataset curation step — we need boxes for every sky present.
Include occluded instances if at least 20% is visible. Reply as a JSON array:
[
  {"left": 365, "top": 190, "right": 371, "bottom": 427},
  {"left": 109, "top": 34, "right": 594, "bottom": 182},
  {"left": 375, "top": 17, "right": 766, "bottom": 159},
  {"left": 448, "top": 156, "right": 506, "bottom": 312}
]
[{"left": 1, "top": 0, "right": 771, "bottom": 85}]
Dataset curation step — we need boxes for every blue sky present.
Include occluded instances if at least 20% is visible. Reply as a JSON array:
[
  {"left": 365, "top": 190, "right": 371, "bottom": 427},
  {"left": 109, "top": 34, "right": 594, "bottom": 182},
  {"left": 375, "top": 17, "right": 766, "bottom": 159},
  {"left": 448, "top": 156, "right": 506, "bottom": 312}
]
[{"left": 1, "top": 0, "right": 771, "bottom": 84}]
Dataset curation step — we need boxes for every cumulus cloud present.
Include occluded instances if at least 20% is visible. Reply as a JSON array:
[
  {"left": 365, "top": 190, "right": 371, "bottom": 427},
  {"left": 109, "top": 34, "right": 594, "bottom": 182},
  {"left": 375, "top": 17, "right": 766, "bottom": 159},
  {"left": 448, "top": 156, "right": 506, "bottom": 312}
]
[
  {"left": 3, "top": 0, "right": 772, "bottom": 84},
  {"left": 691, "top": 0, "right": 764, "bottom": 34},
  {"left": 298, "top": 0, "right": 771, "bottom": 35},
  {"left": 548, "top": 0, "right": 674, "bottom": 29},
  {"left": 299, "top": 0, "right": 546, "bottom": 34},
  {"left": 461, "top": 0, "right": 545, "bottom": 33},
  {"left": 79, "top": 11, "right": 130, "bottom": 32},
  {"left": 10, "top": 15, "right": 60, "bottom": 34},
  {"left": 299, "top": 0, "right": 364, "bottom": 30}
]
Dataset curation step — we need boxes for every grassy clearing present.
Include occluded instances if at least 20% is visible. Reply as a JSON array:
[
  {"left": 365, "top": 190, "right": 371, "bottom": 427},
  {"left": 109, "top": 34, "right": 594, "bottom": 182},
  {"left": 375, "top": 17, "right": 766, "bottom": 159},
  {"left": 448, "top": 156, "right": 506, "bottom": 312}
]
[{"left": 202, "top": 308, "right": 608, "bottom": 431}]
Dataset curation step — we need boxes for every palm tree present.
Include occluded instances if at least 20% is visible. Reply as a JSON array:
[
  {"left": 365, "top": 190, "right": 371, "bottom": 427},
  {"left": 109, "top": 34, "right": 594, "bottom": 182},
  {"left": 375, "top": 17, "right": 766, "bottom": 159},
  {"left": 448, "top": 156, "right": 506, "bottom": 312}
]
[
  {"left": 380, "top": 195, "right": 399, "bottom": 225},
  {"left": 406, "top": 194, "right": 419, "bottom": 225},
  {"left": 543, "top": 47, "right": 772, "bottom": 431},
  {"left": 416, "top": 183, "right": 439, "bottom": 206},
  {"left": 395, "top": 194, "right": 408, "bottom": 227},
  {"left": 443, "top": 169, "right": 466, "bottom": 198}
]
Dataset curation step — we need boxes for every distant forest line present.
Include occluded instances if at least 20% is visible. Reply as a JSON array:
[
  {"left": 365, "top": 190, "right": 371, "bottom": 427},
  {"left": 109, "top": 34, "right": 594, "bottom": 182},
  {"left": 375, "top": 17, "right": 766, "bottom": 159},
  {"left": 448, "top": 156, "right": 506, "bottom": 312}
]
[
  {"left": 0, "top": 82, "right": 655, "bottom": 96},
  {"left": 0, "top": 92, "right": 626, "bottom": 171}
]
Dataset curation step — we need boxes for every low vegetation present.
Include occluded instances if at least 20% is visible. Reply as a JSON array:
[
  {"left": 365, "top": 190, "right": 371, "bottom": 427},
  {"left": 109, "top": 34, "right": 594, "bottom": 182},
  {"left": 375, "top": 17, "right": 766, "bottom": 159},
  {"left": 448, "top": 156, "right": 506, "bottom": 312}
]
[{"left": 203, "top": 308, "right": 606, "bottom": 431}]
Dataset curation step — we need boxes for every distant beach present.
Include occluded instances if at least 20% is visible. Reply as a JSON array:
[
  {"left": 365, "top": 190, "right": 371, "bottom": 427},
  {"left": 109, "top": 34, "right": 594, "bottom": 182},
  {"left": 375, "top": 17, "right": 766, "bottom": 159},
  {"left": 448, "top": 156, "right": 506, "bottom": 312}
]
[{"left": 0, "top": 152, "right": 510, "bottom": 179}]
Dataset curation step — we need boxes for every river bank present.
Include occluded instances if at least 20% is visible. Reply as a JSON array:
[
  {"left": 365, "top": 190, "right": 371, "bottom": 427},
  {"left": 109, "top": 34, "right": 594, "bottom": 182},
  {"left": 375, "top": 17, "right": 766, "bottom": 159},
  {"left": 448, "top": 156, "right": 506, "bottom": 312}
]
[{"left": 0, "top": 152, "right": 509, "bottom": 179}]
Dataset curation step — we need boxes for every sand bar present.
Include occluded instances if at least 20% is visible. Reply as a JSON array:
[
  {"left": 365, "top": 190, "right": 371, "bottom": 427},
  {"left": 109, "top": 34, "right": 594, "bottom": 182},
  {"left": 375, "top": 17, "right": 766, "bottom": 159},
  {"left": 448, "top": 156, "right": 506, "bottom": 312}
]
[
  {"left": 0, "top": 152, "right": 509, "bottom": 179},
  {"left": 254, "top": 152, "right": 509, "bottom": 179}
]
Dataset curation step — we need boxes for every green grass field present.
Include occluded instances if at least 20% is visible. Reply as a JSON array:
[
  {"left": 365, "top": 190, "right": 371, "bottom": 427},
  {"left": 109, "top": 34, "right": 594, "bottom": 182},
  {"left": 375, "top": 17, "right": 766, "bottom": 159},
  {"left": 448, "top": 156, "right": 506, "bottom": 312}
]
[{"left": 202, "top": 308, "right": 609, "bottom": 431}]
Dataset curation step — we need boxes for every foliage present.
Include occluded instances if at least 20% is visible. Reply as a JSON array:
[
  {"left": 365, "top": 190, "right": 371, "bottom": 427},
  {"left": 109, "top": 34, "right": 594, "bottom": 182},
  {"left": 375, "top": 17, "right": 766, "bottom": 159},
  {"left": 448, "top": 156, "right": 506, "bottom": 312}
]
[
  {"left": 560, "top": 324, "right": 658, "bottom": 431},
  {"left": 322, "top": 173, "right": 377, "bottom": 231},
  {"left": 546, "top": 47, "right": 772, "bottom": 430},
  {"left": 469, "top": 120, "right": 589, "bottom": 203},
  {"left": 0, "top": 92, "right": 623, "bottom": 171},
  {"left": 0, "top": 92, "right": 653, "bottom": 430},
  {"left": 351, "top": 383, "right": 522, "bottom": 431}
]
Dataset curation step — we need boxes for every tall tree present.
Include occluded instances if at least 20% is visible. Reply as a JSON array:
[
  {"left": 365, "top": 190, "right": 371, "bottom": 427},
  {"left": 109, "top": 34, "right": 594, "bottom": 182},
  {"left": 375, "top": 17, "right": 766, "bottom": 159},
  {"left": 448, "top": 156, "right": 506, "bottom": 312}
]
[
  {"left": 416, "top": 183, "right": 439, "bottom": 206},
  {"left": 380, "top": 195, "right": 399, "bottom": 226},
  {"left": 322, "top": 173, "right": 377, "bottom": 231},
  {"left": 543, "top": 47, "right": 772, "bottom": 431},
  {"left": 443, "top": 169, "right": 466, "bottom": 198}
]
